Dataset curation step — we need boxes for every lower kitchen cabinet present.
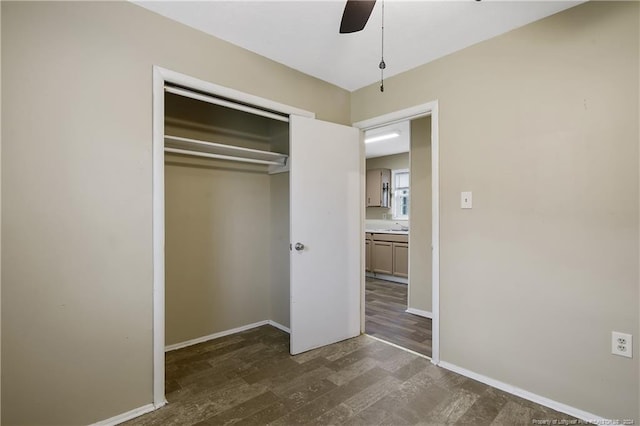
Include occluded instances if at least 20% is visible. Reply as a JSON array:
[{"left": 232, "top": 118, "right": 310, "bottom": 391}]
[
  {"left": 372, "top": 241, "right": 393, "bottom": 275},
  {"left": 392, "top": 243, "right": 409, "bottom": 278},
  {"left": 367, "top": 232, "right": 408, "bottom": 278}
]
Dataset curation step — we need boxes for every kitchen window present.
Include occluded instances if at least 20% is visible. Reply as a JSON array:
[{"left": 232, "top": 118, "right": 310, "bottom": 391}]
[{"left": 392, "top": 169, "right": 409, "bottom": 220}]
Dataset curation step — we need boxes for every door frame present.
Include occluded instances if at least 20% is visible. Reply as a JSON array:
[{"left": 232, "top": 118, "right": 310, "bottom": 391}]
[
  {"left": 151, "top": 66, "right": 315, "bottom": 407},
  {"left": 352, "top": 100, "right": 440, "bottom": 364}
]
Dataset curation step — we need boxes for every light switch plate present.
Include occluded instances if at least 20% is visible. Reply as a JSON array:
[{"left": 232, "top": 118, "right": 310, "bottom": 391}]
[{"left": 461, "top": 192, "right": 472, "bottom": 209}]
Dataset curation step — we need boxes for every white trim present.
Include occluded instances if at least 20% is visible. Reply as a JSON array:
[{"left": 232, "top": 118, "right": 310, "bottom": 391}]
[
  {"left": 430, "top": 102, "right": 440, "bottom": 365},
  {"left": 152, "top": 66, "right": 315, "bottom": 410},
  {"left": 165, "top": 320, "right": 288, "bottom": 352},
  {"left": 353, "top": 103, "right": 435, "bottom": 130},
  {"left": 407, "top": 148, "right": 413, "bottom": 331},
  {"left": 165, "top": 321, "right": 267, "bottom": 352},
  {"left": 437, "top": 361, "right": 607, "bottom": 424},
  {"left": 151, "top": 67, "right": 166, "bottom": 408},
  {"left": 268, "top": 320, "right": 291, "bottom": 334},
  {"left": 366, "top": 334, "right": 431, "bottom": 360},
  {"left": 90, "top": 403, "right": 157, "bottom": 426},
  {"left": 366, "top": 272, "right": 408, "bottom": 285},
  {"left": 354, "top": 100, "right": 440, "bottom": 364},
  {"left": 360, "top": 133, "right": 367, "bottom": 334},
  {"left": 405, "top": 307, "right": 432, "bottom": 319},
  {"left": 158, "top": 67, "right": 314, "bottom": 119},
  {"left": 165, "top": 85, "right": 290, "bottom": 123}
]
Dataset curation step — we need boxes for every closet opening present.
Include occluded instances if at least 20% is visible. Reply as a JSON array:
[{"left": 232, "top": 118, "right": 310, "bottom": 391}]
[
  {"left": 163, "top": 87, "right": 292, "bottom": 358},
  {"left": 153, "top": 68, "right": 363, "bottom": 407}
]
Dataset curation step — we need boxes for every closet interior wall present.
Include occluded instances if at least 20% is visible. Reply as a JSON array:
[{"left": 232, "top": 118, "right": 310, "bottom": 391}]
[
  {"left": 164, "top": 93, "right": 290, "bottom": 347},
  {"left": 268, "top": 126, "right": 290, "bottom": 329}
]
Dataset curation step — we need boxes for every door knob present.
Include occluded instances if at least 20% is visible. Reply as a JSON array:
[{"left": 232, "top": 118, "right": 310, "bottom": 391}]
[{"left": 294, "top": 242, "right": 305, "bottom": 251}]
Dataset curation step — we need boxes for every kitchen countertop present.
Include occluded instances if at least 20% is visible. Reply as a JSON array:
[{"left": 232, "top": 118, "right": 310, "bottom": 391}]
[{"left": 365, "top": 229, "right": 409, "bottom": 235}]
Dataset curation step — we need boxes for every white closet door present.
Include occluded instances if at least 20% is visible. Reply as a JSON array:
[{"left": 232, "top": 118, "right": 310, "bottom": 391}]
[{"left": 289, "top": 115, "right": 362, "bottom": 355}]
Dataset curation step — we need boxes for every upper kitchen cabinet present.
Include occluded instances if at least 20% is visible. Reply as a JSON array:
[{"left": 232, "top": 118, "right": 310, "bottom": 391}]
[{"left": 366, "top": 168, "right": 391, "bottom": 207}]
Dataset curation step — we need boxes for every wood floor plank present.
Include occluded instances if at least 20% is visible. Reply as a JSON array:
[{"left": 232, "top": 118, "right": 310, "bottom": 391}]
[
  {"left": 268, "top": 366, "right": 336, "bottom": 400},
  {"left": 365, "top": 277, "right": 432, "bottom": 357},
  {"left": 426, "top": 388, "right": 481, "bottom": 424},
  {"left": 326, "top": 357, "right": 378, "bottom": 386},
  {"left": 124, "top": 325, "right": 576, "bottom": 426},
  {"left": 342, "top": 374, "right": 402, "bottom": 414},
  {"left": 270, "top": 367, "right": 392, "bottom": 425},
  {"left": 195, "top": 391, "right": 280, "bottom": 425}
]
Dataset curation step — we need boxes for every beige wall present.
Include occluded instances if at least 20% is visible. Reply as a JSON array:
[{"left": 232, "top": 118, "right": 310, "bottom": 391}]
[
  {"left": 165, "top": 155, "right": 272, "bottom": 345},
  {"left": 366, "top": 152, "right": 409, "bottom": 170},
  {"left": 408, "top": 117, "right": 432, "bottom": 314},
  {"left": 365, "top": 152, "right": 409, "bottom": 220},
  {"left": 270, "top": 172, "right": 290, "bottom": 328},
  {"left": 1, "top": 1, "right": 349, "bottom": 424},
  {"left": 353, "top": 1, "right": 639, "bottom": 420},
  {"left": 269, "top": 125, "right": 291, "bottom": 329}
]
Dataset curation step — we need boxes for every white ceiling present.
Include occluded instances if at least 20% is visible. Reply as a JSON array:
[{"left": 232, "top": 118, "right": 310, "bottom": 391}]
[
  {"left": 134, "top": 0, "right": 582, "bottom": 92},
  {"left": 365, "top": 120, "right": 410, "bottom": 158}
]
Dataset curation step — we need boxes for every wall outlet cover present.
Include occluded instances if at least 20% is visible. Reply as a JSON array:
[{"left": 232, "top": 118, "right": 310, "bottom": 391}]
[{"left": 611, "top": 331, "right": 632, "bottom": 358}]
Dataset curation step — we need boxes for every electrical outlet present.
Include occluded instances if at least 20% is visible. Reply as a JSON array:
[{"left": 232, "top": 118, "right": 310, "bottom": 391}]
[{"left": 612, "top": 331, "right": 632, "bottom": 358}]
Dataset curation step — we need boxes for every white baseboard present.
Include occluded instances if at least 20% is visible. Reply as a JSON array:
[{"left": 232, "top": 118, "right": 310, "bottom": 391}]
[
  {"left": 267, "top": 320, "right": 290, "bottom": 334},
  {"left": 405, "top": 307, "right": 432, "bottom": 319},
  {"left": 166, "top": 319, "right": 290, "bottom": 352},
  {"left": 96, "top": 321, "right": 287, "bottom": 425},
  {"left": 366, "top": 272, "right": 408, "bottom": 285},
  {"left": 165, "top": 320, "right": 270, "bottom": 352},
  {"left": 437, "top": 361, "right": 606, "bottom": 424},
  {"left": 366, "top": 334, "right": 431, "bottom": 360},
  {"left": 90, "top": 403, "right": 158, "bottom": 426}
]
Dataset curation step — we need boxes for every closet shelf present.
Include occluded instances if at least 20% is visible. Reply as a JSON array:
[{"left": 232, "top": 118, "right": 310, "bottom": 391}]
[{"left": 164, "top": 135, "right": 288, "bottom": 167}]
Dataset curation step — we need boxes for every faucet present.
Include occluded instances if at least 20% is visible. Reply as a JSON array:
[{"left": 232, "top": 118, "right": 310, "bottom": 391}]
[{"left": 395, "top": 222, "right": 409, "bottom": 231}]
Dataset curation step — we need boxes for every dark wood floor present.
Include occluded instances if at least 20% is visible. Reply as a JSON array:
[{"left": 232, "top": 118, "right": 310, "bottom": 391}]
[
  {"left": 365, "top": 277, "right": 432, "bottom": 357},
  {"left": 125, "top": 325, "right": 576, "bottom": 426}
]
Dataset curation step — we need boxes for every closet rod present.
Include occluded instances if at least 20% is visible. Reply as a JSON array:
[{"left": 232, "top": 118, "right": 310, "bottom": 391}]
[
  {"left": 164, "top": 148, "right": 283, "bottom": 166},
  {"left": 165, "top": 86, "right": 290, "bottom": 123}
]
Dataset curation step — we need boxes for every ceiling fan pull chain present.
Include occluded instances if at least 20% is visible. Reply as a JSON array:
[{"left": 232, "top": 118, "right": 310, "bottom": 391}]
[{"left": 379, "top": 0, "right": 385, "bottom": 92}]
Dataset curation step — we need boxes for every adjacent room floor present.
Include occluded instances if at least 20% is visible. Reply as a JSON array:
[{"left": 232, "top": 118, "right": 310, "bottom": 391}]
[
  {"left": 125, "top": 325, "right": 575, "bottom": 426},
  {"left": 365, "top": 277, "right": 432, "bottom": 357}
]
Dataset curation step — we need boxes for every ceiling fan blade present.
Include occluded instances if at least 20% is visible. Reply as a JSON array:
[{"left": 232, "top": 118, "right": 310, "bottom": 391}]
[{"left": 339, "top": 0, "right": 376, "bottom": 34}]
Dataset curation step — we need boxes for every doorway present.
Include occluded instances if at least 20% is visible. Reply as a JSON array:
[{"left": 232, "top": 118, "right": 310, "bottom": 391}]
[
  {"left": 363, "top": 118, "right": 431, "bottom": 357},
  {"left": 354, "top": 102, "right": 440, "bottom": 363}
]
